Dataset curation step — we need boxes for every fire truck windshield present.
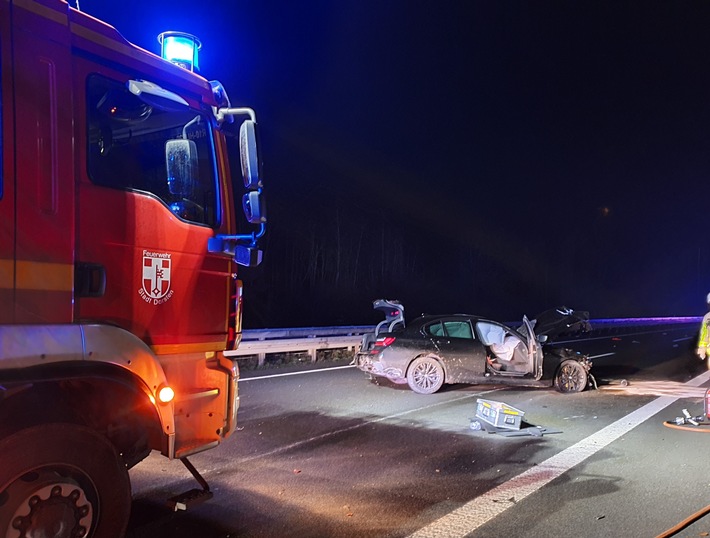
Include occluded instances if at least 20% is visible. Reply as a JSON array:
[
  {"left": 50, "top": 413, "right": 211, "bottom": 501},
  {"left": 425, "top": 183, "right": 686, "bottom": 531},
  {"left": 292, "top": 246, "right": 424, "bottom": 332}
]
[{"left": 87, "top": 74, "right": 219, "bottom": 227}]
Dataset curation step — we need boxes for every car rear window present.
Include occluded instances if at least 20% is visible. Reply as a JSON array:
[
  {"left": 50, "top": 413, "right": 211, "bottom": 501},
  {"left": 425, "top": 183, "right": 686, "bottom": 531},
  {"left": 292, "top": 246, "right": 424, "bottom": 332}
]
[
  {"left": 443, "top": 321, "right": 474, "bottom": 339},
  {"left": 427, "top": 322, "right": 444, "bottom": 337},
  {"left": 426, "top": 320, "right": 474, "bottom": 340}
]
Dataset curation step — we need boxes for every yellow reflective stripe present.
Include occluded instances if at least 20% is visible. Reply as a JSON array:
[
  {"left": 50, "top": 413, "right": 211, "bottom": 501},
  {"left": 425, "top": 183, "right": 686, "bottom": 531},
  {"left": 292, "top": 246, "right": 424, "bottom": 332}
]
[
  {"left": 14, "top": 0, "right": 67, "bottom": 26},
  {"left": 0, "top": 260, "right": 73, "bottom": 292},
  {"left": 0, "top": 259, "right": 12, "bottom": 289},
  {"left": 152, "top": 341, "right": 226, "bottom": 355},
  {"left": 700, "top": 321, "right": 710, "bottom": 348}
]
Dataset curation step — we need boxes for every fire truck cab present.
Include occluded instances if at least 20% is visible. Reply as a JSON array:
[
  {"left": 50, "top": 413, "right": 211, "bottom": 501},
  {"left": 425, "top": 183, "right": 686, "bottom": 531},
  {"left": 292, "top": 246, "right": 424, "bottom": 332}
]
[{"left": 0, "top": 0, "right": 265, "bottom": 535}]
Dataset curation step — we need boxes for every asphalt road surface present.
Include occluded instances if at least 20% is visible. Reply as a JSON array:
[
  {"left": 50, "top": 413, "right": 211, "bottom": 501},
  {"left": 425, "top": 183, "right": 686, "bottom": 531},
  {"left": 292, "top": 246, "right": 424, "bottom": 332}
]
[{"left": 126, "top": 324, "right": 710, "bottom": 537}]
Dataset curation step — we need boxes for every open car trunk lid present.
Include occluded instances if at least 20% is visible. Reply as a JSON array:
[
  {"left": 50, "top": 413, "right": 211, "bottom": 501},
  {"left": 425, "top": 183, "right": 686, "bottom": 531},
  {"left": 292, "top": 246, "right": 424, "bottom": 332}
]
[{"left": 359, "top": 299, "right": 405, "bottom": 353}]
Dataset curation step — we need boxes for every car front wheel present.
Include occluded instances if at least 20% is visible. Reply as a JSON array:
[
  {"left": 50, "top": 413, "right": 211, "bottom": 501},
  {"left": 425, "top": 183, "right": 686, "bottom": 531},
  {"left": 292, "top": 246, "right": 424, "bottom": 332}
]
[
  {"left": 407, "top": 356, "right": 445, "bottom": 394},
  {"left": 554, "top": 360, "right": 588, "bottom": 393}
]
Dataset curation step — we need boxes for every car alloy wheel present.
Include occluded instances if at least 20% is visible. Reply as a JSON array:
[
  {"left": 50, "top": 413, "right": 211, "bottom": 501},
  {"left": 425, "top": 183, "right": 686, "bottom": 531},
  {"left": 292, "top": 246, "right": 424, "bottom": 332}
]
[
  {"left": 554, "top": 360, "right": 588, "bottom": 393},
  {"left": 407, "top": 356, "right": 445, "bottom": 394}
]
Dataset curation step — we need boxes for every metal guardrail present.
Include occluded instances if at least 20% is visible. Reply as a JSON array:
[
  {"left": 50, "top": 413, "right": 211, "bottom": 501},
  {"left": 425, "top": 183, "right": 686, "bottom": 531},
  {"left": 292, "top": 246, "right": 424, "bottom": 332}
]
[
  {"left": 228, "top": 334, "right": 364, "bottom": 358},
  {"left": 224, "top": 326, "right": 374, "bottom": 366},
  {"left": 238, "top": 325, "right": 373, "bottom": 341},
  {"left": 225, "top": 317, "right": 702, "bottom": 366}
]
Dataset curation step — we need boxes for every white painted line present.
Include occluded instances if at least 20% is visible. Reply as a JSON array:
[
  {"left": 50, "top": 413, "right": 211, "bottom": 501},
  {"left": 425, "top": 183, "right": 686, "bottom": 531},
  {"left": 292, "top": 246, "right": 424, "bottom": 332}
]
[
  {"left": 407, "top": 369, "right": 710, "bottom": 538},
  {"left": 239, "top": 364, "right": 355, "bottom": 381},
  {"left": 589, "top": 352, "right": 615, "bottom": 359},
  {"left": 673, "top": 336, "right": 694, "bottom": 343}
]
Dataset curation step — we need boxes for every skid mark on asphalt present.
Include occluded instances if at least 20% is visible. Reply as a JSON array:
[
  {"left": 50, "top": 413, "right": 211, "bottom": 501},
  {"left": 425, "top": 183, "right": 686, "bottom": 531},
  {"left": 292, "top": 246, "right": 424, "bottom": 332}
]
[{"left": 407, "top": 369, "right": 710, "bottom": 538}]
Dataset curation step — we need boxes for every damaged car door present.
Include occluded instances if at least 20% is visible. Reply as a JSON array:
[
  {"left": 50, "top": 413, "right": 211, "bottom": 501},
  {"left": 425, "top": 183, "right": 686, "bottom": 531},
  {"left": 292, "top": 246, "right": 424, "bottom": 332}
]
[{"left": 521, "top": 315, "right": 544, "bottom": 380}]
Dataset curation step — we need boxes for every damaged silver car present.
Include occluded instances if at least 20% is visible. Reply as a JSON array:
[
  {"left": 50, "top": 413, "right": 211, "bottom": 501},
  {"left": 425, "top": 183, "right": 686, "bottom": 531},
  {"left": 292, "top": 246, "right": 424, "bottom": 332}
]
[{"left": 355, "top": 302, "right": 593, "bottom": 394}]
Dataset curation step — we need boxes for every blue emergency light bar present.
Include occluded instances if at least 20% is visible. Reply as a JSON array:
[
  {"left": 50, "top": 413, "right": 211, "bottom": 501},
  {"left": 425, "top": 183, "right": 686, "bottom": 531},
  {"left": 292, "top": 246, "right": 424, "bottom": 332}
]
[{"left": 158, "top": 31, "right": 201, "bottom": 72}]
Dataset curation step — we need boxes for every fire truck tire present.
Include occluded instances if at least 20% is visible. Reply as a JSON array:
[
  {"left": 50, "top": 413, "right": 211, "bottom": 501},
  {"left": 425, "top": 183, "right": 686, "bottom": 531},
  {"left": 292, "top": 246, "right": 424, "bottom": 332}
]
[{"left": 0, "top": 423, "right": 131, "bottom": 538}]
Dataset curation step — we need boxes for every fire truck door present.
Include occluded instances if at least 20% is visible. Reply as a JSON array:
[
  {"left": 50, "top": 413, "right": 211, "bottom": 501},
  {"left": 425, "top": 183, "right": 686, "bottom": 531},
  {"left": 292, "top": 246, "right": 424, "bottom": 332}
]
[
  {"left": 6, "top": 5, "right": 74, "bottom": 323},
  {"left": 75, "top": 70, "right": 231, "bottom": 350}
]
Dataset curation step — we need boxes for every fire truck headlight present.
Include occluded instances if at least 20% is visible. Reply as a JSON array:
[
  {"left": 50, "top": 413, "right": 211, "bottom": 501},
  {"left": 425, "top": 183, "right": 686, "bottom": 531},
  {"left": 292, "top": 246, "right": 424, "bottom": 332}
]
[{"left": 158, "top": 385, "right": 175, "bottom": 404}]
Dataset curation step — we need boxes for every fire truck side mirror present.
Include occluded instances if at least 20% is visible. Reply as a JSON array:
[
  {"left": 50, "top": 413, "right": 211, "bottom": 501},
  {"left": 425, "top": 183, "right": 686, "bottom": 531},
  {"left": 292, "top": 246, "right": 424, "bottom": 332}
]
[
  {"left": 239, "top": 120, "right": 260, "bottom": 189},
  {"left": 166, "top": 139, "right": 198, "bottom": 196},
  {"left": 242, "top": 191, "right": 266, "bottom": 224},
  {"left": 208, "top": 107, "right": 266, "bottom": 266},
  {"left": 235, "top": 245, "right": 263, "bottom": 267}
]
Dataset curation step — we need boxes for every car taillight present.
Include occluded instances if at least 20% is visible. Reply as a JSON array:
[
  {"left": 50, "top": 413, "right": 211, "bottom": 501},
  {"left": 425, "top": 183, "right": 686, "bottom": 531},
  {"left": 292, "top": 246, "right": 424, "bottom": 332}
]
[{"left": 375, "top": 336, "right": 396, "bottom": 347}]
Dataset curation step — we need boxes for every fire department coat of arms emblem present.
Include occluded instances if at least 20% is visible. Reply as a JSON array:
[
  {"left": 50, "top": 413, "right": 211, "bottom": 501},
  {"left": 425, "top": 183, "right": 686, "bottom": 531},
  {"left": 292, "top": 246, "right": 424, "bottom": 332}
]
[{"left": 142, "top": 253, "right": 172, "bottom": 300}]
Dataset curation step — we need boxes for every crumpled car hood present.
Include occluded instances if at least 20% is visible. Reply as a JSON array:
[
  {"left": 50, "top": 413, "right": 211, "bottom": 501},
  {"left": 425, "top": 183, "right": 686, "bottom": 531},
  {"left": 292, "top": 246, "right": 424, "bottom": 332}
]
[{"left": 530, "top": 306, "right": 591, "bottom": 340}]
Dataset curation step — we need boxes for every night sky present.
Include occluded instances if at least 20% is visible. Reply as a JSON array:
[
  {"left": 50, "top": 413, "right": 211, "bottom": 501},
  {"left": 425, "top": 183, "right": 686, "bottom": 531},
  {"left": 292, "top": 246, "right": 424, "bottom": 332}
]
[{"left": 81, "top": 1, "right": 710, "bottom": 328}]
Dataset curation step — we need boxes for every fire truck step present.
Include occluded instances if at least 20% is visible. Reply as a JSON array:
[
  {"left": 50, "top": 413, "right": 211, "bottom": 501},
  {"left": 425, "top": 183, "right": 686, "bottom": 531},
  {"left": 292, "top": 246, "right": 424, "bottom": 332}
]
[
  {"left": 167, "top": 488, "right": 214, "bottom": 511},
  {"left": 165, "top": 456, "right": 213, "bottom": 511}
]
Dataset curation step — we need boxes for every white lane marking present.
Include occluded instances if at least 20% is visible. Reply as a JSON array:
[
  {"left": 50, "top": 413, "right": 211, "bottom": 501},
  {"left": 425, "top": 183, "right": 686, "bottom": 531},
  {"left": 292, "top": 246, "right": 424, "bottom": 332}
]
[
  {"left": 407, "top": 369, "right": 710, "bottom": 538},
  {"left": 673, "top": 336, "right": 694, "bottom": 343},
  {"left": 589, "top": 352, "right": 615, "bottom": 359},
  {"left": 234, "top": 389, "right": 502, "bottom": 465},
  {"left": 239, "top": 364, "right": 355, "bottom": 381}
]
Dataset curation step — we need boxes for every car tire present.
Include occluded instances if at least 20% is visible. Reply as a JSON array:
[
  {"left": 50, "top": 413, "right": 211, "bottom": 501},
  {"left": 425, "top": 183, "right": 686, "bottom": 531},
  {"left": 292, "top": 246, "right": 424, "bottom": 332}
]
[
  {"left": 554, "top": 360, "right": 588, "bottom": 393},
  {"left": 407, "top": 356, "right": 445, "bottom": 394},
  {"left": 0, "top": 423, "right": 131, "bottom": 538}
]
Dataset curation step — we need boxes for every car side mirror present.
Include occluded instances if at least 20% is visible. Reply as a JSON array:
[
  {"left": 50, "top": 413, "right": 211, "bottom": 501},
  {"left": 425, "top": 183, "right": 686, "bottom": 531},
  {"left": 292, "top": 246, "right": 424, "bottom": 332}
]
[{"left": 538, "top": 335, "right": 548, "bottom": 343}]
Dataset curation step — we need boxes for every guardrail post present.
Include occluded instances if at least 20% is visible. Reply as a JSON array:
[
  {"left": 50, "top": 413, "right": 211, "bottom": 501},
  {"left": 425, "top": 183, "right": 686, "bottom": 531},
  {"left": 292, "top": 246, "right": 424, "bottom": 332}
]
[
  {"left": 258, "top": 336, "right": 267, "bottom": 367},
  {"left": 309, "top": 347, "right": 317, "bottom": 362}
]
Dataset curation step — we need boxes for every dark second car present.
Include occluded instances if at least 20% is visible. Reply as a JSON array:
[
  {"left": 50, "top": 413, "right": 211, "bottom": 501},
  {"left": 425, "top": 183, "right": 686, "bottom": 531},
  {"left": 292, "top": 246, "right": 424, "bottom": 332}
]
[{"left": 355, "top": 306, "right": 593, "bottom": 394}]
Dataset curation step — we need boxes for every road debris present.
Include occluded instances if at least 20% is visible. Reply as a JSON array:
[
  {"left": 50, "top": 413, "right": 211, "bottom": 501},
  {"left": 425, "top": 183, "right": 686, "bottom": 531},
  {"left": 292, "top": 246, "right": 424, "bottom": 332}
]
[{"left": 469, "top": 398, "right": 562, "bottom": 437}]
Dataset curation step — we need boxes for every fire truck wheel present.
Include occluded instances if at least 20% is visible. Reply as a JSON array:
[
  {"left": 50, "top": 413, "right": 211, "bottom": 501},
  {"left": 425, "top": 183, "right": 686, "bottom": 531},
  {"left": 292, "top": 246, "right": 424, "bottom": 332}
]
[{"left": 0, "top": 423, "right": 131, "bottom": 538}]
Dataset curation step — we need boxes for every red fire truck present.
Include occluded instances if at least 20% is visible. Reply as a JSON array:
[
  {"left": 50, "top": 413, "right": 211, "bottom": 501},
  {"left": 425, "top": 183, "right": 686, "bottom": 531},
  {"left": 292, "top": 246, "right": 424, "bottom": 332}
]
[{"left": 0, "top": 0, "right": 265, "bottom": 535}]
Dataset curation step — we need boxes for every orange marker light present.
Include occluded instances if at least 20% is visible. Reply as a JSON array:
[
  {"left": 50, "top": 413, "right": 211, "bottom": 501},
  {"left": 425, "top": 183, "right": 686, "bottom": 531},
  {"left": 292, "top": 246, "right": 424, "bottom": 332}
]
[{"left": 158, "top": 386, "right": 175, "bottom": 403}]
